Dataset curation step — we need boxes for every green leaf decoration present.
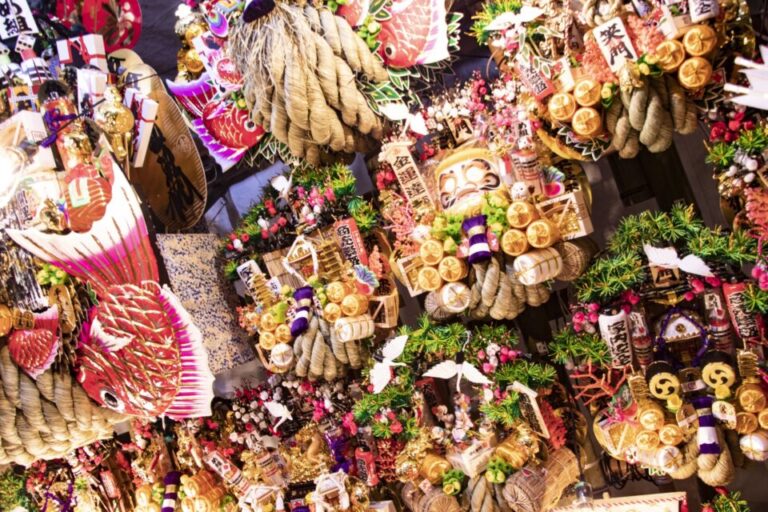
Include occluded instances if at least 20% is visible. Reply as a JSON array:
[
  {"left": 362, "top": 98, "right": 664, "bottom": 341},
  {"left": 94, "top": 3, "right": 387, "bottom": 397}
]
[{"left": 480, "top": 392, "right": 522, "bottom": 427}]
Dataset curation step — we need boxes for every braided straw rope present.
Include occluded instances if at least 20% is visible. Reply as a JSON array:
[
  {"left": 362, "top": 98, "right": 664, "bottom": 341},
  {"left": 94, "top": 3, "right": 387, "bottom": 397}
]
[{"left": 0, "top": 347, "right": 125, "bottom": 466}]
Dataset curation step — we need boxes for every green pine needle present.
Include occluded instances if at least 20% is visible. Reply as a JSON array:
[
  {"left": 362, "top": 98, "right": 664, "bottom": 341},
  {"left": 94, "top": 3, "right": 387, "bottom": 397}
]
[
  {"left": 471, "top": 0, "right": 523, "bottom": 45},
  {"left": 480, "top": 392, "right": 522, "bottom": 428},
  {"left": 550, "top": 327, "right": 612, "bottom": 367}
]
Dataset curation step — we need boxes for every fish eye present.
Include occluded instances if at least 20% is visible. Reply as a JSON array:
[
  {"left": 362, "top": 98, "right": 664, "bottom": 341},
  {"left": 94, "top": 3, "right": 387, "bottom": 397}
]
[
  {"left": 245, "top": 120, "right": 256, "bottom": 130},
  {"left": 100, "top": 388, "right": 125, "bottom": 412},
  {"left": 384, "top": 45, "right": 395, "bottom": 57}
]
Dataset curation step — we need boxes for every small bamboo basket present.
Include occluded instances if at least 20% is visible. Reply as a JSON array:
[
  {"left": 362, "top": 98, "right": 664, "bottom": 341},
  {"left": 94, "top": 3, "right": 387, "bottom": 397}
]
[{"left": 502, "top": 448, "right": 579, "bottom": 512}]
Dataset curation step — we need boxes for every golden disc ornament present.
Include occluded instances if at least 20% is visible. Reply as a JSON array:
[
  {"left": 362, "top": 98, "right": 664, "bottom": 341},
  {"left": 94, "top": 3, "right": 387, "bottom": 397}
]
[
  {"left": 501, "top": 229, "right": 529, "bottom": 256},
  {"left": 678, "top": 57, "right": 713, "bottom": 90},
  {"left": 438, "top": 256, "right": 468, "bottom": 282},
  {"left": 275, "top": 324, "right": 293, "bottom": 343},
  {"left": 683, "top": 25, "right": 717, "bottom": 56},
  {"left": 548, "top": 93, "right": 577, "bottom": 122},
  {"left": 324, "top": 302, "right": 342, "bottom": 322},
  {"left": 736, "top": 412, "right": 759, "bottom": 434},
  {"left": 507, "top": 201, "right": 538, "bottom": 228},
  {"left": 655, "top": 40, "right": 686, "bottom": 72},
  {"left": 326, "top": 282, "right": 349, "bottom": 304},
  {"left": 571, "top": 107, "right": 603, "bottom": 137},
  {"left": 574, "top": 79, "right": 601, "bottom": 107},
  {"left": 526, "top": 219, "right": 561, "bottom": 248},
  {"left": 259, "top": 332, "right": 277, "bottom": 350},
  {"left": 419, "top": 240, "right": 445, "bottom": 266},
  {"left": 659, "top": 424, "right": 684, "bottom": 446},
  {"left": 342, "top": 294, "right": 370, "bottom": 317},
  {"left": 418, "top": 267, "right": 443, "bottom": 292}
]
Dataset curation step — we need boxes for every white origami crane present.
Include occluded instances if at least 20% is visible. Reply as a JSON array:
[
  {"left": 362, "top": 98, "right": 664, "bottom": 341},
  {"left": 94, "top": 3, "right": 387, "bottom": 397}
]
[
  {"left": 643, "top": 244, "right": 713, "bottom": 277},
  {"left": 264, "top": 400, "right": 293, "bottom": 430},
  {"left": 724, "top": 48, "right": 768, "bottom": 111},
  {"left": 370, "top": 335, "right": 408, "bottom": 394},
  {"left": 422, "top": 353, "right": 492, "bottom": 392}
]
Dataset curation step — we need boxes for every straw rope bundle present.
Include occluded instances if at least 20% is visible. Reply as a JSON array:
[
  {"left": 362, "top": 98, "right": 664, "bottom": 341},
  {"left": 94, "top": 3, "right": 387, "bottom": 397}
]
[
  {"left": 464, "top": 475, "right": 502, "bottom": 512},
  {"left": 607, "top": 75, "right": 698, "bottom": 158},
  {"left": 697, "top": 428, "right": 735, "bottom": 487},
  {"left": 293, "top": 316, "right": 362, "bottom": 381},
  {"left": 228, "top": 1, "right": 389, "bottom": 164},
  {"left": 0, "top": 347, "right": 125, "bottom": 466}
]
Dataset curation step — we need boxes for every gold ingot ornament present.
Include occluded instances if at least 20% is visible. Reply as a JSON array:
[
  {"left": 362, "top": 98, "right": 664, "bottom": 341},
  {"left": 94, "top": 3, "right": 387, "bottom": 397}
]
[{"left": 94, "top": 86, "right": 135, "bottom": 163}]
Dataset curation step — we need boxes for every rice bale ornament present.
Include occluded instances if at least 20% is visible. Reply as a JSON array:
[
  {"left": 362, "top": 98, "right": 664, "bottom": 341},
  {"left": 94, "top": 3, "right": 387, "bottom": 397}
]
[
  {"left": 7, "top": 169, "right": 215, "bottom": 420},
  {"left": 229, "top": 0, "right": 390, "bottom": 163}
]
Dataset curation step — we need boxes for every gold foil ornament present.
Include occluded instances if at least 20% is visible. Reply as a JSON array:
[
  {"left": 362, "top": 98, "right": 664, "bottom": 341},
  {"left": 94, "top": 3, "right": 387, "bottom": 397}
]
[
  {"left": 636, "top": 429, "right": 660, "bottom": 450},
  {"left": 736, "top": 412, "right": 759, "bottom": 434},
  {"left": 94, "top": 86, "right": 135, "bottom": 166}
]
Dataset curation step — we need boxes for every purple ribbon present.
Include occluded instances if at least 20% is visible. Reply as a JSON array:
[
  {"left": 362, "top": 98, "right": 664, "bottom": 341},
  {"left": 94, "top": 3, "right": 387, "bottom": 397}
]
[{"left": 41, "top": 108, "right": 79, "bottom": 148}]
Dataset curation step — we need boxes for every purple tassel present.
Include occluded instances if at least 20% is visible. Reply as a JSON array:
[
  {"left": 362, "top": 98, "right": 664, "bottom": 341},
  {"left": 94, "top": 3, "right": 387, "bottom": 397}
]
[
  {"left": 463, "top": 215, "right": 491, "bottom": 264},
  {"left": 243, "top": 0, "right": 276, "bottom": 22},
  {"left": 162, "top": 471, "right": 181, "bottom": 512},
  {"left": 290, "top": 286, "right": 314, "bottom": 337}
]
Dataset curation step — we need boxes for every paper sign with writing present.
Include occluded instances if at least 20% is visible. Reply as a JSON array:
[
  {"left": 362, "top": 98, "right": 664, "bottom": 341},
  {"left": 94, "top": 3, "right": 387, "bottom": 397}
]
[
  {"left": 598, "top": 310, "right": 633, "bottom": 368},
  {"left": 511, "top": 381, "right": 550, "bottom": 438},
  {"left": 514, "top": 53, "right": 555, "bottom": 101},
  {"left": 594, "top": 17, "right": 638, "bottom": 72},
  {"left": 0, "top": 0, "right": 38, "bottom": 40},
  {"left": 688, "top": 0, "right": 718, "bottom": 22},
  {"left": 380, "top": 141, "right": 435, "bottom": 213},
  {"left": 334, "top": 218, "right": 368, "bottom": 266}
]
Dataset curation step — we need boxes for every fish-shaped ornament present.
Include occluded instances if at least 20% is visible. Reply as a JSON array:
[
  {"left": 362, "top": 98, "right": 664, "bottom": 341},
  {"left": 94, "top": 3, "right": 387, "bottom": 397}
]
[
  {"left": 7, "top": 167, "right": 215, "bottom": 420},
  {"left": 167, "top": 76, "right": 264, "bottom": 171},
  {"left": 377, "top": 0, "right": 449, "bottom": 68}
]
